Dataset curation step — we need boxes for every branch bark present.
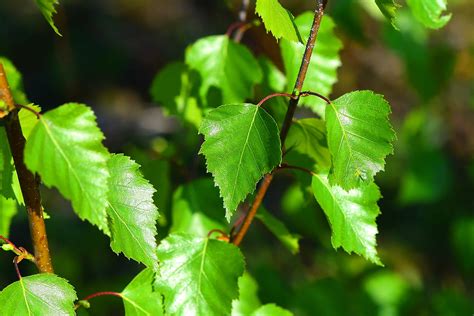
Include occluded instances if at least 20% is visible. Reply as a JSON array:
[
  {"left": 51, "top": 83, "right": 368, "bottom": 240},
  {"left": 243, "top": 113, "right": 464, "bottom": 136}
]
[
  {"left": 232, "top": 0, "right": 326, "bottom": 246},
  {"left": 0, "top": 64, "right": 54, "bottom": 273}
]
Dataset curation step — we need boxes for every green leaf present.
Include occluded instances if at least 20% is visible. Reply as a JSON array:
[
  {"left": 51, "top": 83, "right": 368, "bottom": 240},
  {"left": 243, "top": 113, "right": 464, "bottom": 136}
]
[
  {"left": 0, "top": 195, "right": 17, "bottom": 237},
  {"left": 0, "top": 57, "right": 29, "bottom": 105},
  {"left": 0, "top": 128, "right": 15, "bottom": 199},
  {"left": 406, "top": 0, "right": 451, "bottom": 29},
  {"left": 150, "top": 61, "right": 202, "bottom": 129},
  {"left": 24, "top": 103, "right": 110, "bottom": 233},
  {"left": 19, "top": 105, "right": 41, "bottom": 139},
  {"left": 281, "top": 14, "right": 342, "bottom": 117},
  {"left": 376, "top": 0, "right": 401, "bottom": 29},
  {"left": 170, "top": 178, "right": 226, "bottom": 237},
  {"left": 285, "top": 118, "right": 331, "bottom": 172},
  {"left": 35, "top": 0, "right": 62, "bottom": 35},
  {"left": 252, "top": 304, "right": 294, "bottom": 316},
  {"left": 185, "top": 35, "right": 262, "bottom": 106},
  {"left": 155, "top": 233, "right": 245, "bottom": 316},
  {"left": 199, "top": 104, "right": 282, "bottom": 219},
  {"left": 106, "top": 154, "right": 159, "bottom": 269},
  {"left": 312, "top": 173, "right": 382, "bottom": 265},
  {"left": 326, "top": 91, "right": 395, "bottom": 190},
  {"left": 256, "top": 208, "right": 300, "bottom": 254},
  {"left": 232, "top": 273, "right": 261, "bottom": 316},
  {"left": 121, "top": 268, "right": 163, "bottom": 316},
  {"left": 255, "top": 0, "right": 301, "bottom": 43},
  {"left": 0, "top": 274, "right": 77, "bottom": 315}
]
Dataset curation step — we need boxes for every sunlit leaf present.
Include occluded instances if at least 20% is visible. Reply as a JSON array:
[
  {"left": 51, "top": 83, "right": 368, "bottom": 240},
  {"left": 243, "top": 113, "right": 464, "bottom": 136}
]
[
  {"left": 35, "top": 0, "right": 62, "bottom": 35},
  {"left": 326, "top": 91, "right": 395, "bottom": 190},
  {"left": 121, "top": 268, "right": 163, "bottom": 316},
  {"left": 281, "top": 13, "right": 342, "bottom": 117},
  {"left": 312, "top": 173, "right": 382, "bottom": 265},
  {"left": 155, "top": 233, "right": 245, "bottom": 316},
  {"left": 0, "top": 128, "right": 15, "bottom": 199},
  {"left": 252, "top": 304, "right": 293, "bottom": 316},
  {"left": 186, "top": 35, "right": 262, "bottom": 106},
  {"left": 0, "top": 57, "right": 29, "bottom": 105},
  {"left": 106, "top": 154, "right": 159, "bottom": 269},
  {"left": 0, "top": 274, "right": 76, "bottom": 315},
  {"left": 199, "top": 104, "right": 281, "bottom": 219},
  {"left": 256, "top": 208, "right": 300, "bottom": 254},
  {"left": 255, "top": 0, "right": 301, "bottom": 42},
  {"left": 232, "top": 273, "right": 261, "bottom": 316},
  {"left": 0, "top": 195, "right": 16, "bottom": 237},
  {"left": 406, "top": 0, "right": 451, "bottom": 29},
  {"left": 24, "top": 103, "right": 110, "bottom": 233}
]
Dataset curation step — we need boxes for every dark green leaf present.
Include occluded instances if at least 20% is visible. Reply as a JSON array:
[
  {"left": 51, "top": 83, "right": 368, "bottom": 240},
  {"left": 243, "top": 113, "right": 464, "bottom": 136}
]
[
  {"left": 199, "top": 104, "right": 281, "bottom": 219},
  {"left": 106, "top": 154, "right": 159, "bottom": 269},
  {"left": 155, "top": 233, "right": 245, "bottom": 316},
  {"left": 121, "top": 268, "right": 163, "bottom": 316},
  {"left": 406, "top": 0, "right": 451, "bottom": 29},
  {"left": 0, "top": 195, "right": 16, "bottom": 237},
  {"left": 185, "top": 36, "right": 262, "bottom": 106},
  {"left": 256, "top": 208, "right": 300, "bottom": 254},
  {"left": 255, "top": 0, "right": 301, "bottom": 43},
  {"left": 0, "top": 274, "right": 76, "bottom": 315},
  {"left": 35, "top": 0, "right": 62, "bottom": 35},
  {"left": 24, "top": 103, "right": 110, "bottom": 233},
  {"left": 281, "top": 13, "right": 342, "bottom": 117},
  {"left": 312, "top": 173, "right": 382, "bottom": 264},
  {"left": 170, "top": 178, "right": 226, "bottom": 237},
  {"left": 375, "top": 0, "right": 401, "bottom": 29},
  {"left": 326, "top": 91, "right": 395, "bottom": 190}
]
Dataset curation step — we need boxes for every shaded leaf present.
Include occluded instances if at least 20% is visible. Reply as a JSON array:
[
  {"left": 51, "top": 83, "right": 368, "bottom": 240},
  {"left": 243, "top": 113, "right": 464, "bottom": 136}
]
[
  {"left": 121, "top": 268, "right": 163, "bottom": 316},
  {"left": 312, "top": 173, "right": 382, "bottom": 264},
  {"left": 186, "top": 35, "right": 262, "bottom": 106},
  {"left": 255, "top": 0, "right": 301, "bottom": 42},
  {"left": 256, "top": 208, "right": 300, "bottom": 254},
  {"left": 24, "top": 103, "right": 110, "bottom": 233},
  {"left": 106, "top": 154, "right": 159, "bottom": 269},
  {"left": 281, "top": 13, "right": 342, "bottom": 117},
  {"left": 0, "top": 195, "right": 16, "bottom": 237},
  {"left": 376, "top": 0, "right": 401, "bottom": 29},
  {"left": 35, "top": 0, "right": 62, "bottom": 35},
  {"left": 0, "top": 128, "right": 15, "bottom": 199},
  {"left": 155, "top": 233, "right": 245, "bottom": 316},
  {"left": 232, "top": 273, "right": 261, "bottom": 316},
  {"left": 326, "top": 91, "right": 395, "bottom": 190},
  {"left": 170, "top": 178, "right": 226, "bottom": 237},
  {"left": 199, "top": 104, "right": 281, "bottom": 219},
  {"left": 0, "top": 274, "right": 76, "bottom": 315},
  {"left": 252, "top": 304, "right": 294, "bottom": 316},
  {"left": 406, "top": 0, "right": 451, "bottom": 29}
]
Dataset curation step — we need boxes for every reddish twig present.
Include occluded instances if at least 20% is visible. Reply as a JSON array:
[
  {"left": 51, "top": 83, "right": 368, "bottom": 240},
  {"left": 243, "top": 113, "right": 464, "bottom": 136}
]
[
  {"left": 231, "top": 0, "right": 327, "bottom": 246},
  {"left": 17, "top": 104, "right": 41, "bottom": 119},
  {"left": 207, "top": 229, "right": 229, "bottom": 240},
  {"left": 0, "top": 64, "right": 53, "bottom": 273},
  {"left": 278, "top": 163, "right": 316, "bottom": 176},
  {"left": 300, "top": 91, "right": 331, "bottom": 104},
  {"left": 13, "top": 257, "right": 22, "bottom": 280},
  {"left": 74, "top": 291, "right": 123, "bottom": 310},
  {"left": 234, "top": 0, "right": 250, "bottom": 41},
  {"left": 0, "top": 235, "right": 35, "bottom": 263},
  {"left": 256, "top": 93, "right": 293, "bottom": 107}
]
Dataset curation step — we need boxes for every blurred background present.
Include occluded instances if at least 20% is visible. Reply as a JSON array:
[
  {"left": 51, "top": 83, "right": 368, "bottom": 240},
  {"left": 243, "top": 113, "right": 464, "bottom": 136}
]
[{"left": 0, "top": 0, "right": 473, "bottom": 315}]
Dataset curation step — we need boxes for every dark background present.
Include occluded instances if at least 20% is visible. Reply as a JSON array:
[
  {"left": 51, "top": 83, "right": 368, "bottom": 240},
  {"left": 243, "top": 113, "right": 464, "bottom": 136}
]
[{"left": 0, "top": 0, "right": 473, "bottom": 315}]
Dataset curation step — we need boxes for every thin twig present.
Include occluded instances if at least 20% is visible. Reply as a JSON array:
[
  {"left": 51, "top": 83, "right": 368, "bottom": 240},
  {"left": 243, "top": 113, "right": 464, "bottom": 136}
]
[
  {"left": 0, "top": 64, "right": 54, "bottom": 273},
  {"left": 256, "top": 92, "right": 293, "bottom": 107},
  {"left": 278, "top": 163, "right": 316, "bottom": 176},
  {"left": 234, "top": 0, "right": 250, "bottom": 42},
  {"left": 300, "top": 91, "right": 331, "bottom": 104},
  {"left": 231, "top": 0, "right": 326, "bottom": 246},
  {"left": 74, "top": 291, "right": 123, "bottom": 310},
  {"left": 17, "top": 104, "right": 41, "bottom": 119},
  {"left": 0, "top": 235, "right": 36, "bottom": 263},
  {"left": 13, "top": 257, "right": 22, "bottom": 280}
]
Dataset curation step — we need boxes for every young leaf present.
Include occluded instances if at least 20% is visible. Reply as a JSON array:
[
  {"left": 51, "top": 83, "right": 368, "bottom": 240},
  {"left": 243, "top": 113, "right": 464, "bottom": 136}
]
[
  {"left": 406, "top": 0, "right": 451, "bottom": 29},
  {"left": 252, "top": 304, "right": 294, "bottom": 316},
  {"left": 255, "top": 0, "right": 301, "bottom": 43},
  {"left": 375, "top": 0, "right": 401, "bottom": 29},
  {"left": 185, "top": 35, "right": 262, "bottom": 106},
  {"left": 24, "top": 103, "right": 110, "bottom": 234},
  {"left": 326, "top": 91, "right": 395, "bottom": 190},
  {"left": 281, "top": 13, "right": 342, "bottom": 117},
  {"left": 150, "top": 61, "right": 202, "bottom": 129},
  {"left": 155, "top": 233, "right": 245, "bottom": 316},
  {"left": 232, "top": 273, "right": 261, "bottom": 316},
  {"left": 199, "top": 104, "right": 282, "bottom": 219},
  {"left": 121, "top": 268, "right": 163, "bottom": 316},
  {"left": 170, "top": 178, "right": 226, "bottom": 237},
  {"left": 312, "top": 173, "right": 382, "bottom": 265},
  {"left": 0, "top": 57, "right": 29, "bottom": 105},
  {"left": 0, "top": 195, "right": 16, "bottom": 237},
  {"left": 0, "top": 274, "right": 77, "bottom": 315},
  {"left": 35, "top": 0, "right": 62, "bottom": 35},
  {"left": 256, "top": 208, "right": 300, "bottom": 254},
  {"left": 106, "top": 154, "right": 159, "bottom": 269}
]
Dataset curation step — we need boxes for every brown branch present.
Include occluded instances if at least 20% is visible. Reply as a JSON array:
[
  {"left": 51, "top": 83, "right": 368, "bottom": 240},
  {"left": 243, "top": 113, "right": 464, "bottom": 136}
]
[
  {"left": 0, "top": 64, "right": 54, "bottom": 273},
  {"left": 232, "top": 0, "right": 326, "bottom": 246},
  {"left": 234, "top": 0, "right": 250, "bottom": 42}
]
